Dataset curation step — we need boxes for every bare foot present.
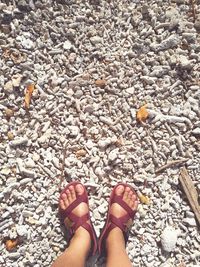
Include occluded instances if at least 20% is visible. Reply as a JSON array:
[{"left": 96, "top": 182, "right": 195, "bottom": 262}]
[
  {"left": 107, "top": 185, "right": 138, "bottom": 240},
  {"left": 59, "top": 184, "right": 91, "bottom": 243}
]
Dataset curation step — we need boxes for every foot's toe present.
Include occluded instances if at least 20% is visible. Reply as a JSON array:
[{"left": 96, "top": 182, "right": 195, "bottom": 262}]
[
  {"left": 75, "top": 184, "right": 84, "bottom": 196},
  {"left": 132, "top": 194, "right": 137, "bottom": 201},
  {"left": 60, "top": 199, "right": 66, "bottom": 210},
  {"left": 115, "top": 185, "right": 125, "bottom": 196},
  {"left": 61, "top": 193, "right": 69, "bottom": 207},
  {"left": 128, "top": 191, "right": 133, "bottom": 199},
  {"left": 132, "top": 197, "right": 138, "bottom": 210},
  {"left": 123, "top": 187, "right": 130, "bottom": 201},
  {"left": 69, "top": 185, "right": 76, "bottom": 201},
  {"left": 66, "top": 189, "right": 73, "bottom": 203}
]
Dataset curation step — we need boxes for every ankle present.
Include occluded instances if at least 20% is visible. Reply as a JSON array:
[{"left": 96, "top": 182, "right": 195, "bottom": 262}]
[
  {"left": 106, "top": 227, "right": 126, "bottom": 251},
  {"left": 72, "top": 227, "right": 91, "bottom": 246},
  {"left": 68, "top": 228, "right": 91, "bottom": 256}
]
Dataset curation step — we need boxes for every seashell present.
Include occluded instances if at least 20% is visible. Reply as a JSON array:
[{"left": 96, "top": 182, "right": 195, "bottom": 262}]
[{"left": 161, "top": 226, "right": 178, "bottom": 252}]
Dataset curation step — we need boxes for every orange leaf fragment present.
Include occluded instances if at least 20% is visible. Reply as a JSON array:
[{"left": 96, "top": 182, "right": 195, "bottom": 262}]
[
  {"left": 138, "top": 191, "right": 150, "bottom": 205},
  {"left": 5, "top": 239, "right": 18, "bottom": 251},
  {"left": 24, "top": 84, "right": 35, "bottom": 109},
  {"left": 136, "top": 104, "right": 149, "bottom": 123}
]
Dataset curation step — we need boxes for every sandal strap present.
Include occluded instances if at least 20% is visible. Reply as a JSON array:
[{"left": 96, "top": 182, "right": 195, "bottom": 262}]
[
  {"left": 60, "top": 194, "right": 87, "bottom": 221},
  {"left": 68, "top": 213, "right": 97, "bottom": 251},
  {"left": 111, "top": 195, "right": 136, "bottom": 218},
  {"left": 110, "top": 214, "right": 132, "bottom": 232},
  {"left": 68, "top": 213, "right": 90, "bottom": 232}
]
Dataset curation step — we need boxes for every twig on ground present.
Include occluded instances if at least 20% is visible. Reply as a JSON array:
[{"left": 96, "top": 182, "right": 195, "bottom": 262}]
[
  {"left": 59, "top": 143, "right": 67, "bottom": 190},
  {"left": 191, "top": 0, "right": 196, "bottom": 22},
  {"left": 155, "top": 158, "right": 188, "bottom": 174},
  {"left": 179, "top": 167, "right": 200, "bottom": 226}
]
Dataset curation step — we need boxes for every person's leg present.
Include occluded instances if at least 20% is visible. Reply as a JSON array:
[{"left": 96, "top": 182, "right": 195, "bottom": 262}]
[
  {"left": 105, "top": 186, "right": 138, "bottom": 267},
  {"left": 51, "top": 184, "right": 91, "bottom": 267}
]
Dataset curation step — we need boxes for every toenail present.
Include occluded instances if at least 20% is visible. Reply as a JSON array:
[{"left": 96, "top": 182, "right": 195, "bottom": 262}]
[
  {"left": 116, "top": 185, "right": 124, "bottom": 191},
  {"left": 76, "top": 184, "right": 83, "bottom": 190},
  {"left": 69, "top": 186, "right": 74, "bottom": 190},
  {"left": 62, "top": 193, "right": 67, "bottom": 199}
]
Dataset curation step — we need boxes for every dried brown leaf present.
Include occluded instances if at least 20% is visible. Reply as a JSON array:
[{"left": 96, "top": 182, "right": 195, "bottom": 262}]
[
  {"left": 5, "top": 239, "right": 18, "bottom": 251},
  {"left": 75, "top": 149, "right": 87, "bottom": 158},
  {"left": 115, "top": 137, "right": 124, "bottom": 146},
  {"left": 2, "top": 48, "right": 10, "bottom": 59},
  {"left": 136, "top": 104, "right": 149, "bottom": 123},
  {"left": 138, "top": 192, "right": 150, "bottom": 205},
  {"left": 24, "top": 84, "right": 35, "bottom": 109},
  {"left": 95, "top": 79, "right": 106, "bottom": 88}
]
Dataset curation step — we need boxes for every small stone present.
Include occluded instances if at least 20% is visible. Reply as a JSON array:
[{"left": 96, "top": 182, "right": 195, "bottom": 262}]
[
  {"left": 4, "top": 81, "right": 13, "bottom": 93},
  {"left": 53, "top": 247, "right": 60, "bottom": 252},
  {"left": 192, "top": 128, "right": 200, "bottom": 136},
  {"left": 10, "top": 137, "right": 28, "bottom": 147},
  {"left": 98, "top": 205, "right": 107, "bottom": 214},
  {"left": 108, "top": 149, "right": 118, "bottom": 161},
  {"left": 153, "top": 34, "right": 180, "bottom": 51},
  {"left": 93, "top": 210, "right": 101, "bottom": 220},
  {"left": 20, "top": 168, "right": 35, "bottom": 178},
  {"left": 0, "top": 167, "right": 11, "bottom": 175},
  {"left": 75, "top": 149, "right": 87, "bottom": 158},
  {"left": 95, "top": 79, "right": 106, "bottom": 88},
  {"left": 183, "top": 217, "right": 196, "bottom": 227},
  {"left": 140, "top": 76, "right": 156, "bottom": 85},
  {"left": 17, "top": 0, "right": 31, "bottom": 11},
  {"left": 5, "top": 108, "right": 14, "bottom": 119},
  {"left": 16, "top": 35, "right": 34, "bottom": 50},
  {"left": 16, "top": 225, "right": 28, "bottom": 237},
  {"left": 52, "top": 157, "right": 60, "bottom": 169},
  {"left": 194, "top": 18, "right": 200, "bottom": 32},
  {"left": 125, "top": 87, "right": 135, "bottom": 94},
  {"left": 137, "top": 204, "right": 147, "bottom": 218},
  {"left": 90, "top": 36, "right": 102, "bottom": 44},
  {"left": 12, "top": 74, "right": 22, "bottom": 87},
  {"left": 63, "top": 40, "right": 72, "bottom": 50},
  {"left": 185, "top": 211, "right": 194, "bottom": 218},
  {"left": 140, "top": 244, "right": 151, "bottom": 255},
  {"left": 7, "top": 132, "right": 14, "bottom": 140},
  {"left": 68, "top": 126, "right": 79, "bottom": 137},
  {"left": 161, "top": 226, "right": 178, "bottom": 252},
  {"left": 32, "top": 153, "right": 40, "bottom": 161},
  {"left": 24, "top": 158, "right": 36, "bottom": 168},
  {"left": 38, "top": 129, "right": 52, "bottom": 143},
  {"left": 178, "top": 55, "right": 192, "bottom": 70}
]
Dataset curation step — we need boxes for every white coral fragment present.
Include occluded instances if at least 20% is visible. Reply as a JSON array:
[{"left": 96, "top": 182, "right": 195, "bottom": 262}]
[{"left": 161, "top": 226, "right": 178, "bottom": 252}]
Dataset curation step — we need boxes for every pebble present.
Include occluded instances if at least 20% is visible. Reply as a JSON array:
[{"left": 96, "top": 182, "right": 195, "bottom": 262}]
[
  {"left": 161, "top": 226, "right": 178, "bottom": 252},
  {"left": 63, "top": 40, "right": 72, "bottom": 50},
  {"left": 90, "top": 36, "right": 102, "bottom": 44},
  {"left": 16, "top": 225, "right": 28, "bottom": 237},
  {"left": 108, "top": 149, "right": 118, "bottom": 161},
  {"left": 68, "top": 126, "right": 80, "bottom": 137},
  {"left": 4, "top": 81, "right": 13, "bottom": 93},
  {"left": 183, "top": 218, "right": 196, "bottom": 227},
  {"left": 10, "top": 137, "right": 28, "bottom": 147},
  {"left": 192, "top": 128, "right": 200, "bottom": 136},
  {"left": 152, "top": 35, "right": 180, "bottom": 51},
  {"left": 12, "top": 74, "right": 22, "bottom": 87}
]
